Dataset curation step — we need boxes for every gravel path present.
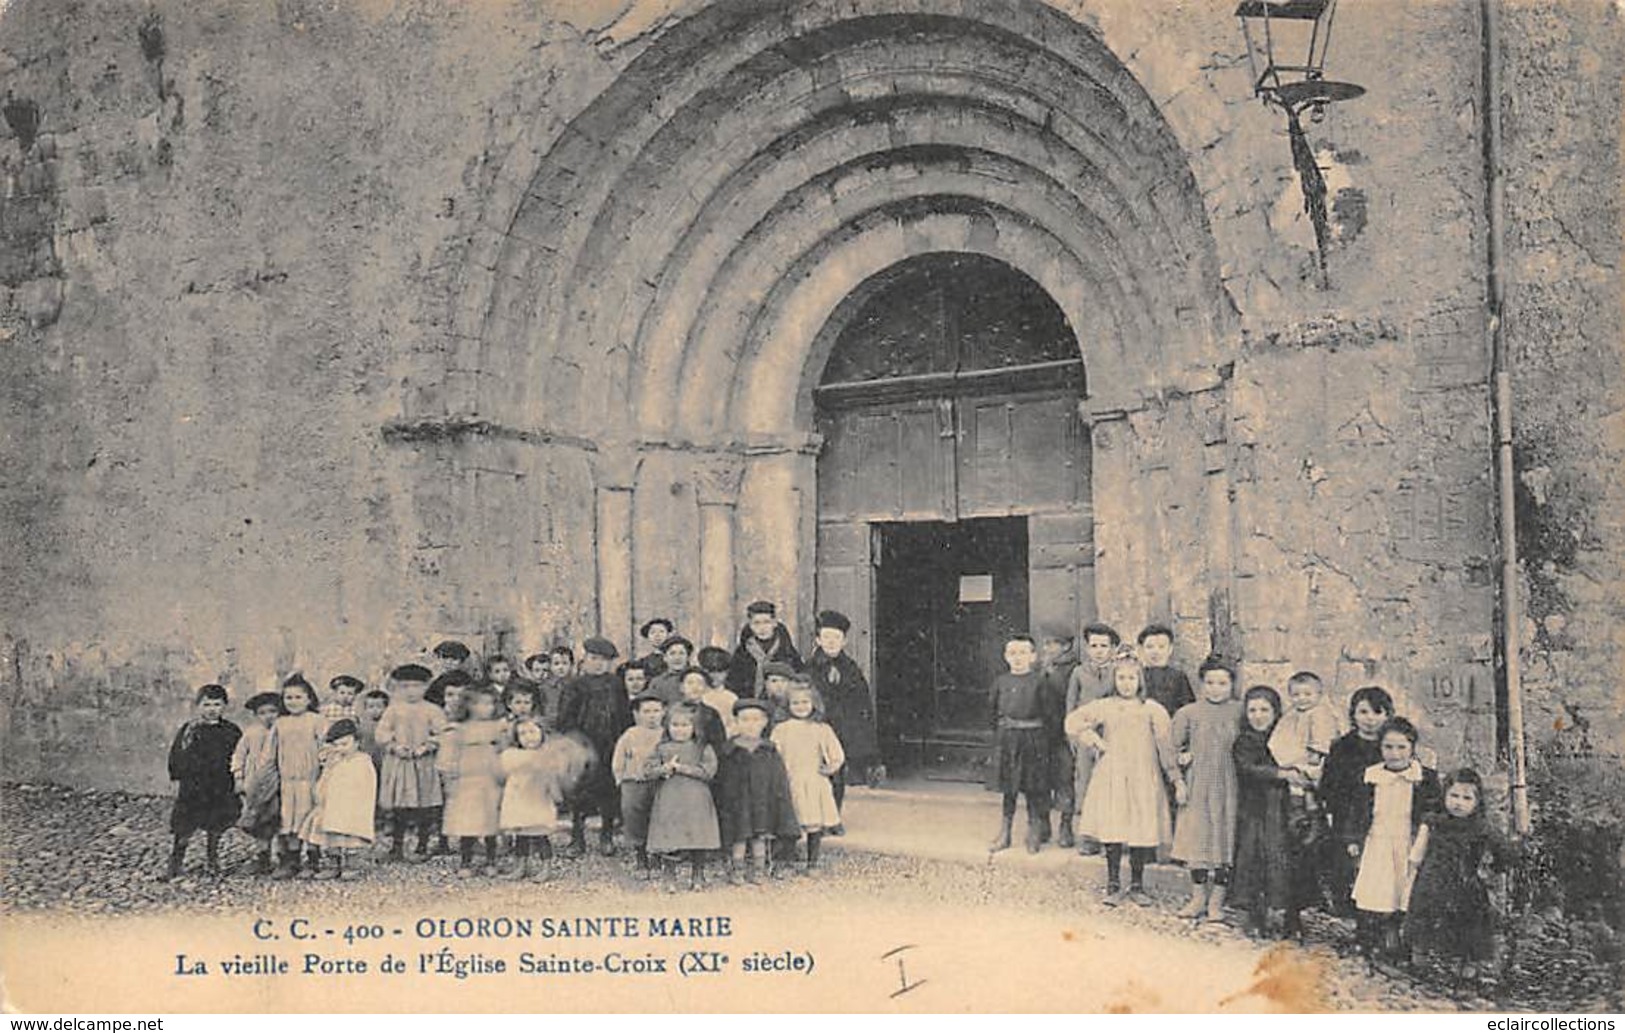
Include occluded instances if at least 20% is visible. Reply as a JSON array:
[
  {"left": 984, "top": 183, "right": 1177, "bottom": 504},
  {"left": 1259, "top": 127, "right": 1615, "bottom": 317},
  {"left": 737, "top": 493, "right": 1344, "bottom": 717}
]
[{"left": 0, "top": 782, "right": 1548, "bottom": 1012}]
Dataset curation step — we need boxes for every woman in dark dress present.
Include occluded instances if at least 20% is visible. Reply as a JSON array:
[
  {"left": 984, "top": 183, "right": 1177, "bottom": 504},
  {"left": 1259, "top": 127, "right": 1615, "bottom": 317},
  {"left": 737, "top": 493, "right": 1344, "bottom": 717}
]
[{"left": 1230, "top": 685, "right": 1313, "bottom": 938}]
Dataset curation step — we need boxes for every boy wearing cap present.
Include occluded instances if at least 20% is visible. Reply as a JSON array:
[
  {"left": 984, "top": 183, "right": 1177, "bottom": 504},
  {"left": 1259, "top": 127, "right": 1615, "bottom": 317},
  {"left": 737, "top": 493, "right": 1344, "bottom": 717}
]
[
  {"left": 726, "top": 600, "right": 802, "bottom": 699},
  {"left": 807, "top": 609, "right": 880, "bottom": 812},
  {"left": 612, "top": 693, "right": 668, "bottom": 879},
  {"left": 427, "top": 640, "right": 473, "bottom": 706},
  {"left": 234, "top": 689, "right": 285, "bottom": 874},
  {"left": 557, "top": 637, "right": 634, "bottom": 857}
]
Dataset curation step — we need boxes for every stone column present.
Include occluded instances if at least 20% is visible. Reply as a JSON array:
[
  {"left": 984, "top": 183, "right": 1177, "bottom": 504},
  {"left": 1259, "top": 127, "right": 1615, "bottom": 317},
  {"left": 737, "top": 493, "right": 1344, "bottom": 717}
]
[
  {"left": 735, "top": 434, "right": 822, "bottom": 643},
  {"left": 593, "top": 446, "right": 642, "bottom": 655},
  {"left": 1085, "top": 407, "right": 1139, "bottom": 628},
  {"left": 695, "top": 454, "right": 746, "bottom": 649}
]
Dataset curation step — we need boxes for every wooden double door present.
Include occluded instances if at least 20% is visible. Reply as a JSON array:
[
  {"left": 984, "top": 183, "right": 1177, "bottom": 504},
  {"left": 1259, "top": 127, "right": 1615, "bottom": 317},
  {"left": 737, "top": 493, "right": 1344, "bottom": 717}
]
[{"left": 815, "top": 389, "right": 1094, "bottom": 777}]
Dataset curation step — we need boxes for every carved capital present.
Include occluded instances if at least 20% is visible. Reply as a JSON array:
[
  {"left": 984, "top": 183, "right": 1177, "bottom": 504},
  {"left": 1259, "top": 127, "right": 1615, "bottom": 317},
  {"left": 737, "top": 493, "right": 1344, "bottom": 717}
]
[{"left": 694, "top": 454, "right": 746, "bottom": 507}]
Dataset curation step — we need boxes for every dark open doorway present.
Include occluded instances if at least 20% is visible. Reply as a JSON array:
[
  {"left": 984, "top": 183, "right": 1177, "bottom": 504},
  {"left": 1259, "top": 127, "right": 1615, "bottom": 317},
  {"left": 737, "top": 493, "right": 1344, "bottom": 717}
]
[{"left": 873, "top": 516, "right": 1029, "bottom": 781}]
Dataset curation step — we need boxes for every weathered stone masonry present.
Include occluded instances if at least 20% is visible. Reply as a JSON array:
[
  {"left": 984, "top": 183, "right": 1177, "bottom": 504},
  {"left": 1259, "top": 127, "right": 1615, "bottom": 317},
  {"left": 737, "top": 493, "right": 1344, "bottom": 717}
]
[{"left": 0, "top": 0, "right": 1619, "bottom": 792}]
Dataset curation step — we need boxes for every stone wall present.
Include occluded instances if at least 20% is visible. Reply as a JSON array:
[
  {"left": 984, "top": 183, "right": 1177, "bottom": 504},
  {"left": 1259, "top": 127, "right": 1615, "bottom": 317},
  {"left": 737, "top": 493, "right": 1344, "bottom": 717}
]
[
  {"left": 0, "top": 0, "right": 1614, "bottom": 793},
  {"left": 1500, "top": 0, "right": 1625, "bottom": 759}
]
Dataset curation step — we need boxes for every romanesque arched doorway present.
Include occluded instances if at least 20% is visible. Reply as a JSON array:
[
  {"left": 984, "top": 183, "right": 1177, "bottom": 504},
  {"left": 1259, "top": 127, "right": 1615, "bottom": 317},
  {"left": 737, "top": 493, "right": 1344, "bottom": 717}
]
[
  {"left": 456, "top": 0, "right": 1237, "bottom": 670},
  {"left": 813, "top": 253, "right": 1091, "bottom": 777}
]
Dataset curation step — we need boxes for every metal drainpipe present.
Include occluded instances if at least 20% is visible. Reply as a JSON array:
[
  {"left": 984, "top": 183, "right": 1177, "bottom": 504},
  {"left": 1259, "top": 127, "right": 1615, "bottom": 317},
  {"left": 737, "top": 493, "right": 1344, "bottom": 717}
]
[{"left": 1482, "top": 0, "right": 1531, "bottom": 836}]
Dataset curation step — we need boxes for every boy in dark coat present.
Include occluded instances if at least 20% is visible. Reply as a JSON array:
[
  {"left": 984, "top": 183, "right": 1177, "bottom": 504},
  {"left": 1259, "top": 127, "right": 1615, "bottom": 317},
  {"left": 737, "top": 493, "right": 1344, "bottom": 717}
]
[
  {"left": 806, "top": 610, "right": 879, "bottom": 819},
  {"left": 726, "top": 600, "right": 802, "bottom": 698},
  {"left": 715, "top": 699, "right": 801, "bottom": 883},
  {"left": 557, "top": 636, "right": 634, "bottom": 857},
  {"left": 1037, "top": 628, "right": 1080, "bottom": 848},
  {"left": 165, "top": 684, "right": 243, "bottom": 880}
]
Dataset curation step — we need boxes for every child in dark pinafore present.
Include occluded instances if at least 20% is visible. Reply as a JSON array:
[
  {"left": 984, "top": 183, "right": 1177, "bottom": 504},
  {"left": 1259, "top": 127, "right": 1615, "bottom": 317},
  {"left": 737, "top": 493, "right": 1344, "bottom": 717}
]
[
  {"left": 164, "top": 684, "right": 242, "bottom": 880},
  {"left": 1403, "top": 768, "right": 1518, "bottom": 987}
]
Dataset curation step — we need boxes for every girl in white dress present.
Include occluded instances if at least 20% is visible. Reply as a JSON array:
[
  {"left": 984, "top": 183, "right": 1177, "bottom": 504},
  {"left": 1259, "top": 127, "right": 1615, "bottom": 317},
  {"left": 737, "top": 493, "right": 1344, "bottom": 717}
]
[
  {"left": 1066, "top": 650, "right": 1183, "bottom": 906},
  {"left": 770, "top": 686, "right": 845, "bottom": 874},
  {"left": 1349, "top": 716, "right": 1443, "bottom": 967}
]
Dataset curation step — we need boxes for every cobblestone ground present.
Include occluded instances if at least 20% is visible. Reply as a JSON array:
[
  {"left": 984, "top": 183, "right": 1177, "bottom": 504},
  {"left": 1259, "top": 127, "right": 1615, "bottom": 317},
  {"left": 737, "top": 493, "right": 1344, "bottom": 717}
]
[{"left": 0, "top": 782, "right": 1572, "bottom": 1012}]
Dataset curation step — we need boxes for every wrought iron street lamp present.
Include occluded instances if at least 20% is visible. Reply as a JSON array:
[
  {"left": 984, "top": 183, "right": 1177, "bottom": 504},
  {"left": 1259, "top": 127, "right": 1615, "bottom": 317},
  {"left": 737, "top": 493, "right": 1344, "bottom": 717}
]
[{"left": 1236, "top": 0, "right": 1365, "bottom": 286}]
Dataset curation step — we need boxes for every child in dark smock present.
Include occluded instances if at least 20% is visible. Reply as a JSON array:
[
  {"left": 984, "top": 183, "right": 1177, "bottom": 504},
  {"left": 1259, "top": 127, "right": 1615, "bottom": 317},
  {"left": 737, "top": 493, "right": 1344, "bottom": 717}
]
[
  {"left": 715, "top": 699, "right": 800, "bottom": 884},
  {"left": 646, "top": 705, "right": 722, "bottom": 892},
  {"left": 613, "top": 694, "right": 667, "bottom": 879},
  {"left": 989, "top": 635, "right": 1052, "bottom": 855},
  {"left": 1403, "top": 768, "right": 1519, "bottom": 987},
  {"left": 164, "top": 684, "right": 242, "bottom": 880}
]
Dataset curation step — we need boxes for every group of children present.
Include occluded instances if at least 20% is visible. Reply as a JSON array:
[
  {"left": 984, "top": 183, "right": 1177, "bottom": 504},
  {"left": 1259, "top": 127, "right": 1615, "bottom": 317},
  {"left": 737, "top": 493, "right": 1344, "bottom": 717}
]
[
  {"left": 163, "top": 603, "right": 869, "bottom": 891},
  {"left": 996, "top": 623, "right": 1518, "bottom": 984}
]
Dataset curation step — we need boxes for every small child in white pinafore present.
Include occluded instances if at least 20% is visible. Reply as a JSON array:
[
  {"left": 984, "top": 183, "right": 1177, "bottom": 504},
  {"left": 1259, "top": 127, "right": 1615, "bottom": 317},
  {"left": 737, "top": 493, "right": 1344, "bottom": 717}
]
[
  {"left": 299, "top": 718, "right": 378, "bottom": 880},
  {"left": 1350, "top": 716, "right": 1442, "bottom": 968},
  {"left": 499, "top": 719, "right": 560, "bottom": 881},
  {"left": 770, "top": 686, "right": 845, "bottom": 875}
]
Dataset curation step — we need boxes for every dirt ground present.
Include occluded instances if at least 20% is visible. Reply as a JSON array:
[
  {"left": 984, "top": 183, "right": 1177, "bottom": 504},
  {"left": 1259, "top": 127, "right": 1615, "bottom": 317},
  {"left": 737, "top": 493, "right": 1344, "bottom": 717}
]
[{"left": 0, "top": 782, "right": 1499, "bottom": 1013}]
